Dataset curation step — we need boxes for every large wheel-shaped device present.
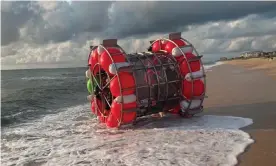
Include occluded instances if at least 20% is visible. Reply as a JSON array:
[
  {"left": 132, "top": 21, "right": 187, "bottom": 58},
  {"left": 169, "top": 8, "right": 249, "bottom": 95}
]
[{"left": 85, "top": 32, "right": 206, "bottom": 128}]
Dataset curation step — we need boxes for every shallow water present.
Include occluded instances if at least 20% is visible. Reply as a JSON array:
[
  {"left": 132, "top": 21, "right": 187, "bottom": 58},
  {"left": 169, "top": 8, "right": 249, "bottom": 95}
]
[{"left": 1, "top": 104, "right": 253, "bottom": 166}]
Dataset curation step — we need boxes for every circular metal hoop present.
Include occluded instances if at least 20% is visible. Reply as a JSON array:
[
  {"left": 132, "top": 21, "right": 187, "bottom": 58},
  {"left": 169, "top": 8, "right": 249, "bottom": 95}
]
[{"left": 149, "top": 36, "right": 206, "bottom": 116}]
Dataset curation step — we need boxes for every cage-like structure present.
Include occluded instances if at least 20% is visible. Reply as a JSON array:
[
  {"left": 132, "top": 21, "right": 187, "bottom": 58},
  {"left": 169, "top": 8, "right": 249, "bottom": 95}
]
[{"left": 85, "top": 32, "right": 206, "bottom": 128}]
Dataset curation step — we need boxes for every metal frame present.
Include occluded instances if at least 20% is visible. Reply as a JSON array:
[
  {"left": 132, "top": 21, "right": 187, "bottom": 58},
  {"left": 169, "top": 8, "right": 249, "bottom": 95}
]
[
  {"left": 148, "top": 32, "right": 206, "bottom": 116},
  {"left": 88, "top": 32, "right": 207, "bottom": 127}
]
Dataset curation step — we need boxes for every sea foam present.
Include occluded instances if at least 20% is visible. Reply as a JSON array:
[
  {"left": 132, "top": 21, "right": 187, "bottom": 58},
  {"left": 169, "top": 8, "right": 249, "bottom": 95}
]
[
  {"left": 1, "top": 104, "right": 254, "bottom": 166},
  {"left": 204, "top": 61, "right": 225, "bottom": 71}
]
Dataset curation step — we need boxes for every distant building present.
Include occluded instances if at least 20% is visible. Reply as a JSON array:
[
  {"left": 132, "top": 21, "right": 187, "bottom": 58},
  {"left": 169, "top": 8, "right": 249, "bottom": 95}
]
[
  {"left": 270, "top": 51, "right": 276, "bottom": 56},
  {"left": 219, "top": 50, "right": 276, "bottom": 62},
  {"left": 240, "top": 51, "right": 263, "bottom": 58}
]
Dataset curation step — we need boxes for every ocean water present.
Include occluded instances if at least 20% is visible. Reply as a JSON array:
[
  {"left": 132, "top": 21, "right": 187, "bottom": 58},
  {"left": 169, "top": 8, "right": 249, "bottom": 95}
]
[
  {"left": 1, "top": 61, "right": 254, "bottom": 166},
  {"left": 1, "top": 67, "right": 88, "bottom": 127}
]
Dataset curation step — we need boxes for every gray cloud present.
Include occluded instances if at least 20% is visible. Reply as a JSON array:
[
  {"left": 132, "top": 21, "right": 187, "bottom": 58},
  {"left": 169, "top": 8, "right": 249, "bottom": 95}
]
[
  {"left": 203, "top": 15, "right": 276, "bottom": 40},
  {"left": 1, "top": 1, "right": 112, "bottom": 45},
  {"left": 1, "top": 1, "right": 276, "bottom": 69},
  {"left": 2, "top": 1, "right": 276, "bottom": 45},
  {"left": 106, "top": 1, "right": 276, "bottom": 38},
  {"left": 28, "top": 1, "right": 111, "bottom": 44},
  {"left": 1, "top": 1, "right": 35, "bottom": 45}
]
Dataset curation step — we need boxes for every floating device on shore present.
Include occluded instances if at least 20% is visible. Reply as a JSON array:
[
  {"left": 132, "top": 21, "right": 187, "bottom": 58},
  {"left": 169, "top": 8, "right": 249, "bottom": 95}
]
[{"left": 85, "top": 32, "right": 206, "bottom": 128}]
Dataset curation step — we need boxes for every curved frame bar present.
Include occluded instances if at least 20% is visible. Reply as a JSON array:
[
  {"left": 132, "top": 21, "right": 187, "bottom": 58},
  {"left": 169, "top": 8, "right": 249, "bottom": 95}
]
[
  {"left": 180, "top": 38, "right": 206, "bottom": 111},
  {"left": 96, "top": 44, "right": 124, "bottom": 126}
]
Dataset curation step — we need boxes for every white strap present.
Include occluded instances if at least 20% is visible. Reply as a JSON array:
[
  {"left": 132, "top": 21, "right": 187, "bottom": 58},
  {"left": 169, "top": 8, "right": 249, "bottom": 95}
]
[
  {"left": 109, "top": 62, "right": 131, "bottom": 75},
  {"left": 97, "top": 46, "right": 104, "bottom": 55},
  {"left": 87, "top": 94, "right": 94, "bottom": 101},
  {"left": 185, "top": 70, "right": 204, "bottom": 81},
  {"left": 85, "top": 69, "right": 91, "bottom": 78},
  {"left": 180, "top": 100, "right": 201, "bottom": 109},
  {"left": 171, "top": 45, "right": 193, "bottom": 57},
  {"left": 97, "top": 46, "right": 123, "bottom": 55},
  {"left": 115, "top": 94, "right": 136, "bottom": 104}
]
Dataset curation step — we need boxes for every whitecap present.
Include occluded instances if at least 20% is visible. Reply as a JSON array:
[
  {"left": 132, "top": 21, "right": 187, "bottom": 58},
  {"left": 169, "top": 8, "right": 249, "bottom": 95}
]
[
  {"left": 204, "top": 61, "right": 225, "bottom": 71},
  {"left": 1, "top": 104, "right": 254, "bottom": 166},
  {"left": 20, "top": 76, "right": 82, "bottom": 80}
]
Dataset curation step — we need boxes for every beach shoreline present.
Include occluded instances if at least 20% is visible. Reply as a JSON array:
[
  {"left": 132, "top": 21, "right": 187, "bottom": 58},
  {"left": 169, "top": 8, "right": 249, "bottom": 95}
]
[
  {"left": 222, "top": 58, "right": 276, "bottom": 78},
  {"left": 205, "top": 59, "right": 276, "bottom": 166}
]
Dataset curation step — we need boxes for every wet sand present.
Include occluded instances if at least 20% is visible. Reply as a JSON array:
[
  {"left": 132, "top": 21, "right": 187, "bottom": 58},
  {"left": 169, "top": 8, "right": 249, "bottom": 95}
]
[{"left": 204, "top": 62, "right": 276, "bottom": 166}]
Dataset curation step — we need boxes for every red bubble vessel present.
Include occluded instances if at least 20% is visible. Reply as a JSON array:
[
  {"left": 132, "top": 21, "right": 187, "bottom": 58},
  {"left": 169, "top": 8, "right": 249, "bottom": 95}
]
[{"left": 85, "top": 32, "right": 207, "bottom": 128}]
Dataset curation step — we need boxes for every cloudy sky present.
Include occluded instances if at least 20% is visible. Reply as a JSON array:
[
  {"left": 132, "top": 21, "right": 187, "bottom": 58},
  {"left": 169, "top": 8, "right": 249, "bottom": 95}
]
[{"left": 1, "top": 1, "right": 276, "bottom": 70}]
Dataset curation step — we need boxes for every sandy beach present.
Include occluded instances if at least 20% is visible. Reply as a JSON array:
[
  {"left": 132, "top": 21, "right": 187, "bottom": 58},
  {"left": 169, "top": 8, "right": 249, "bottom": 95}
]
[
  {"left": 225, "top": 58, "right": 276, "bottom": 78},
  {"left": 204, "top": 58, "right": 276, "bottom": 166}
]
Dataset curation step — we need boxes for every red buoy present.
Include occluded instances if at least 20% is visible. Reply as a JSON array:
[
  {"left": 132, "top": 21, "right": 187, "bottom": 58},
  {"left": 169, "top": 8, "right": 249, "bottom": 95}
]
[
  {"left": 89, "top": 49, "right": 101, "bottom": 75},
  {"left": 169, "top": 105, "right": 180, "bottom": 114},
  {"left": 165, "top": 39, "right": 186, "bottom": 53},
  {"left": 99, "top": 47, "right": 126, "bottom": 75},
  {"left": 110, "top": 72, "right": 135, "bottom": 96},
  {"left": 106, "top": 113, "right": 119, "bottom": 128},
  {"left": 91, "top": 100, "right": 96, "bottom": 114},
  {"left": 111, "top": 100, "right": 137, "bottom": 124},
  {"left": 98, "top": 115, "right": 106, "bottom": 123},
  {"left": 152, "top": 40, "right": 166, "bottom": 52},
  {"left": 182, "top": 80, "right": 205, "bottom": 99},
  {"left": 91, "top": 99, "right": 104, "bottom": 116},
  {"left": 178, "top": 53, "right": 201, "bottom": 76}
]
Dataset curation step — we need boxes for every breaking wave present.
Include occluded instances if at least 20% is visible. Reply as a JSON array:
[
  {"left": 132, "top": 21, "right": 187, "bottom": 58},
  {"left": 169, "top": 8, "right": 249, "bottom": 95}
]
[
  {"left": 20, "top": 76, "right": 82, "bottom": 80},
  {"left": 1, "top": 104, "right": 254, "bottom": 166},
  {"left": 204, "top": 61, "right": 225, "bottom": 71}
]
